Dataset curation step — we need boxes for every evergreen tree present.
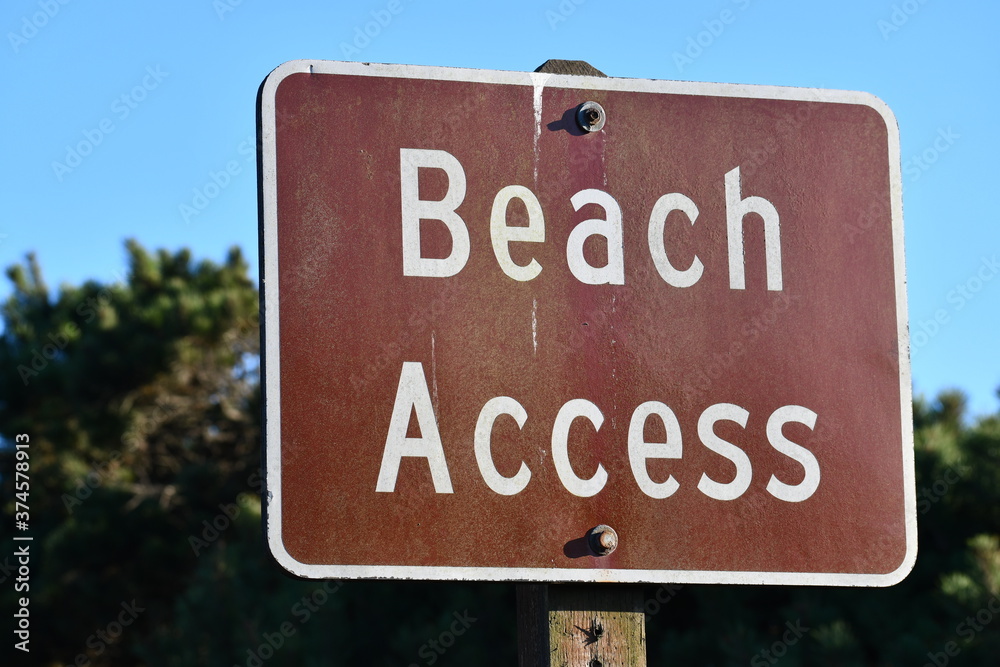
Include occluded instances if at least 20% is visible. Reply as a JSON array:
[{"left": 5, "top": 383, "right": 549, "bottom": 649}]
[
  {"left": 1, "top": 241, "right": 997, "bottom": 664},
  {"left": 0, "top": 241, "right": 513, "bottom": 666}
]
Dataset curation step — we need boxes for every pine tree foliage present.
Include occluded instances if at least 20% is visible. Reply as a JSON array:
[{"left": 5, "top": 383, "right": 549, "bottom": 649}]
[{"left": 0, "top": 242, "right": 997, "bottom": 665}]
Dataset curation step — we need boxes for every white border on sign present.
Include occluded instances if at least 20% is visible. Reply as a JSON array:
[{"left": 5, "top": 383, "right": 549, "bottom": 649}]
[{"left": 258, "top": 59, "right": 915, "bottom": 586}]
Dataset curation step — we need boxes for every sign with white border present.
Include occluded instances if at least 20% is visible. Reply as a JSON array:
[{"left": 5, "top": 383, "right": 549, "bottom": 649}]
[{"left": 259, "top": 59, "right": 916, "bottom": 586}]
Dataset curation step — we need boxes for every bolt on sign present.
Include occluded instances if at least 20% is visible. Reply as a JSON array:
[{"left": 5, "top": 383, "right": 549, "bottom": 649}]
[{"left": 258, "top": 60, "right": 915, "bottom": 586}]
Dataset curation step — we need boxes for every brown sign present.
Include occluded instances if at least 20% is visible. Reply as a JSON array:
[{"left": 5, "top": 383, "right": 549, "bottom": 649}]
[{"left": 259, "top": 60, "right": 915, "bottom": 585}]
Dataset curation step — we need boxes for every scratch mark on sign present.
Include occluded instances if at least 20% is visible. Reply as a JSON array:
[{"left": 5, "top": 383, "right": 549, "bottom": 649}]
[
  {"left": 601, "top": 131, "right": 608, "bottom": 187},
  {"left": 431, "top": 331, "right": 439, "bottom": 416},
  {"left": 611, "top": 294, "right": 617, "bottom": 430},
  {"left": 532, "top": 298, "right": 538, "bottom": 355},
  {"left": 529, "top": 72, "right": 551, "bottom": 185}
]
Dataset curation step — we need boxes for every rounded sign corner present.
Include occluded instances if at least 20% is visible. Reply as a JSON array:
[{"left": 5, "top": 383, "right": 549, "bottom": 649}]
[
  {"left": 267, "top": 528, "right": 321, "bottom": 579},
  {"left": 846, "top": 89, "right": 901, "bottom": 140},
  {"left": 261, "top": 60, "right": 313, "bottom": 99},
  {"left": 872, "top": 550, "right": 918, "bottom": 588},
  {"left": 865, "top": 524, "right": 919, "bottom": 588}
]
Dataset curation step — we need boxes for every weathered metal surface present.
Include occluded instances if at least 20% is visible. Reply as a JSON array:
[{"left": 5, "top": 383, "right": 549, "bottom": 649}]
[{"left": 259, "top": 60, "right": 915, "bottom": 585}]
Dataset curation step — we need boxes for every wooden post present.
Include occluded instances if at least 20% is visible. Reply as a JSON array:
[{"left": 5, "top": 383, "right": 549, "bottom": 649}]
[
  {"left": 517, "top": 584, "right": 646, "bottom": 666},
  {"left": 533, "top": 59, "right": 607, "bottom": 77},
  {"left": 516, "top": 59, "right": 644, "bottom": 667}
]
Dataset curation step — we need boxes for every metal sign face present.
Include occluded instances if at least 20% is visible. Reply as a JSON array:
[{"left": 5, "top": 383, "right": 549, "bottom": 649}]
[{"left": 259, "top": 60, "right": 915, "bottom": 586}]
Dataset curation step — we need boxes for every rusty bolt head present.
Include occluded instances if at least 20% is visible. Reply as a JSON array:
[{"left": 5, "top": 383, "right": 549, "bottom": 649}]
[
  {"left": 576, "top": 101, "right": 606, "bottom": 132},
  {"left": 587, "top": 524, "right": 618, "bottom": 556}
]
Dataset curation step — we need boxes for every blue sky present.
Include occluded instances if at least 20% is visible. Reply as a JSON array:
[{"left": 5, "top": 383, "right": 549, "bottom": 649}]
[{"left": 3, "top": 0, "right": 998, "bottom": 417}]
